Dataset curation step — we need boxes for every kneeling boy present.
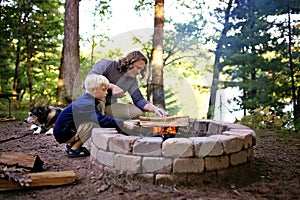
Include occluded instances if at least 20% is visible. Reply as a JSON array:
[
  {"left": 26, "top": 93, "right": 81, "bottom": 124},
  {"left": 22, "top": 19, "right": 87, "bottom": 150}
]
[{"left": 53, "top": 74, "right": 137, "bottom": 158}]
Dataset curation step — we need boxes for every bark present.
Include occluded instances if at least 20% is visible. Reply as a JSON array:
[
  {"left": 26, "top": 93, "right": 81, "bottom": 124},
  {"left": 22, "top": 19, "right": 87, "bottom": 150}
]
[
  {"left": 148, "top": 0, "right": 165, "bottom": 109},
  {"left": 25, "top": 39, "right": 33, "bottom": 105},
  {"left": 13, "top": 41, "right": 20, "bottom": 100},
  {"left": 56, "top": 46, "right": 64, "bottom": 105},
  {"left": 63, "top": 0, "right": 80, "bottom": 101},
  {"left": 287, "top": 2, "right": 298, "bottom": 127},
  {"left": 207, "top": 0, "right": 233, "bottom": 119}
]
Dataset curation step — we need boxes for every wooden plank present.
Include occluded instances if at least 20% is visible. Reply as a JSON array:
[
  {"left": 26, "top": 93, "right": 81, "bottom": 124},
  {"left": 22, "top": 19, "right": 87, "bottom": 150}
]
[
  {"left": 0, "top": 152, "right": 43, "bottom": 172},
  {"left": 0, "top": 170, "right": 76, "bottom": 191},
  {"left": 139, "top": 116, "right": 189, "bottom": 127}
]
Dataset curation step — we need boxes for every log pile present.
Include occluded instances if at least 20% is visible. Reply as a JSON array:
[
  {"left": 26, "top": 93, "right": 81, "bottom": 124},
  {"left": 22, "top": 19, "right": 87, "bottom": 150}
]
[{"left": 0, "top": 152, "right": 76, "bottom": 191}]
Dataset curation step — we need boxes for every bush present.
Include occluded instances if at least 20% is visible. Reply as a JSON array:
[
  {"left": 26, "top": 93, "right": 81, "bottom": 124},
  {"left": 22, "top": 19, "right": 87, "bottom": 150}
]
[{"left": 237, "top": 106, "right": 293, "bottom": 130}]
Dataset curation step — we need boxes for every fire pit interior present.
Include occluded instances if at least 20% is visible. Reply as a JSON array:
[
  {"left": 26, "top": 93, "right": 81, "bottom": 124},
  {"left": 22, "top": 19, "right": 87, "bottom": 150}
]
[{"left": 138, "top": 116, "right": 189, "bottom": 140}]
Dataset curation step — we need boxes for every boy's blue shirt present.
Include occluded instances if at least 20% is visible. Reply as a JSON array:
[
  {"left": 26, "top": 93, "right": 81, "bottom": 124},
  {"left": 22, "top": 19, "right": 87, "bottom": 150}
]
[{"left": 53, "top": 92, "right": 123, "bottom": 143}]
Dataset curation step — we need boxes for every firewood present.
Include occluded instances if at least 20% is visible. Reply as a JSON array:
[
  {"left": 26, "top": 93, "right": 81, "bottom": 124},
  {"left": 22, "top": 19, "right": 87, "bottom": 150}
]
[
  {"left": 0, "top": 170, "right": 76, "bottom": 191},
  {"left": 0, "top": 152, "right": 43, "bottom": 172},
  {"left": 139, "top": 116, "right": 189, "bottom": 127}
]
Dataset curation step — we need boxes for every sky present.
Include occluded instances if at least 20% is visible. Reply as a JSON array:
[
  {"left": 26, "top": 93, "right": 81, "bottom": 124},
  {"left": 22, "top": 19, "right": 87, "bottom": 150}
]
[
  {"left": 79, "top": 0, "right": 152, "bottom": 40},
  {"left": 78, "top": 0, "right": 222, "bottom": 40}
]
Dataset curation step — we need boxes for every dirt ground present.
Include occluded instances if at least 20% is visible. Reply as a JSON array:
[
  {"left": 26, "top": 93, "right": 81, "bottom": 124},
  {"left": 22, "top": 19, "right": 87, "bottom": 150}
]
[{"left": 0, "top": 121, "right": 299, "bottom": 200}]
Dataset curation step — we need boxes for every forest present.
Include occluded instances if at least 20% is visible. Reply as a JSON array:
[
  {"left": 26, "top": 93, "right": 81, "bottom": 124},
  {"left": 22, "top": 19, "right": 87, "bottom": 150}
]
[{"left": 0, "top": 0, "right": 299, "bottom": 130}]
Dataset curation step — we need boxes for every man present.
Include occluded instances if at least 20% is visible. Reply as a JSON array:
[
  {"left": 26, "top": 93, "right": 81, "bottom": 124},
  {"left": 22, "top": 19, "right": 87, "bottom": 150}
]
[{"left": 87, "top": 51, "right": 168, "bottom": 120}]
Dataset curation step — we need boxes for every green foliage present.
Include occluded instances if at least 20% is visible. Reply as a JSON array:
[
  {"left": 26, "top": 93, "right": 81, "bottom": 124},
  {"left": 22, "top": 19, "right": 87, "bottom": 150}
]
[
  {"left": 237, "top": 106, "right": 292, "bottom": 130},
  {"left": 219, "top": 0, "right": 300, "bottom": 118},
  {"left": 164, "top": 88, "right": 181, "bottom": 116},
  {"left": 0, "top": 0, "right": 64, "bottom": 105}
]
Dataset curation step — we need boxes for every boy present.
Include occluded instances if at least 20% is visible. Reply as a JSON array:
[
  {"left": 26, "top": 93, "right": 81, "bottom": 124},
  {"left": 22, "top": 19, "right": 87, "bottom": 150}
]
[{"left": 53, "top": 74, "right": 137, "bottom": 158}]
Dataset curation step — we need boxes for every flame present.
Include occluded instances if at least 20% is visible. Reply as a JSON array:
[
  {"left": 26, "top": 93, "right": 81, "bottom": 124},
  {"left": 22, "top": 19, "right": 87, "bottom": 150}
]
[{"left": 152, "top": 126, "right": 177, "bottom": 134}]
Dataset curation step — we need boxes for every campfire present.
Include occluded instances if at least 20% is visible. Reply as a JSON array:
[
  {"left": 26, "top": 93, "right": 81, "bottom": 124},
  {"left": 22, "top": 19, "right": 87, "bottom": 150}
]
[
  {"left": 151, "top": 126, "right": 179, "bottom": 140},
  {"left": 151, "top": 126, "right": 178, "bottom": 134},
  {"left": 139, "top": 116, "right": 189, "bottom": 140}
]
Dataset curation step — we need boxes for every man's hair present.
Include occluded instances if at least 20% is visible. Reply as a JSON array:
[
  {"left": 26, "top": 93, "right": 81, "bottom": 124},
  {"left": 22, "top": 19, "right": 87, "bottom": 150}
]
[
  {"left": 118, "top": 51, "right": 148, "bottom": 78},
  {"left": 84, "top": 74, "right": 109, "bottom": 92}
]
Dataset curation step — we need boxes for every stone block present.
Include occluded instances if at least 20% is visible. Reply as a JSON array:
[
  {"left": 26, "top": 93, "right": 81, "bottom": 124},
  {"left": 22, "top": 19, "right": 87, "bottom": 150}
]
[
  {"left": 114, "top": 154, "right": 141, "bottom": 173},
  {"left": 207, "top": 121, "right": 224, "bottom": 135},
  {"left": 142, "top": 157, "right": 172, "bottom": 173},
  {"left": 205, "top": 155, "right": 229, "bottom": 171},
  {"left": 90, "top": 142, "right": 98, "bottom": 159},
  {"left": 192, "top": 119, "right": 210, "bottom": 136},
  {"left": 162, "top": 138, "right": 194, "bottom": 158},
  {"left": 92, "top": 131, "right": 122, "bottom": 150},
  {"left": 97, "top": 149, "right": 115, "bottom": 167},
  {"left": 210, "top": 135, "right": 244, "bottom": 154},
  {"left": 190, "top": 137, "right": 224, "bottom": 158},
  {"left": 222, "top": 123, "right": 251, "bottom": 131},
  {"left": 228, "top": 129, "right": 256, "bottom": 145},
  {"left": 173, "top": 158, "right": 204, "bottom": 173},
  {"left": 247, "top": 147, "right": 254, "bottom": 160},
  {"left": 133, "top": 174, "right": 155, "bottom": 184},
  {"left": 222, "top": 131, "right": 253, "bottom": 149},
  {"left": 133, "top": 137, "right": 162, "bottom": 156},
  {"left": 155, "top": 174, "right": 174, "bottom": 185},
  {"left": 230, "top": 150, "right": 248, "bottom": 166},
  {"left": 109, "top": 135, "right": 141, "bottom": 154}
]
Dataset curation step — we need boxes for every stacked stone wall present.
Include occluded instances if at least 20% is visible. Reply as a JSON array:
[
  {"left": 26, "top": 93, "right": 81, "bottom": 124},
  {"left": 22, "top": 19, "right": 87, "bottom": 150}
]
[{"left": 90, "top": 119, "right": 256, "bottom": 185}]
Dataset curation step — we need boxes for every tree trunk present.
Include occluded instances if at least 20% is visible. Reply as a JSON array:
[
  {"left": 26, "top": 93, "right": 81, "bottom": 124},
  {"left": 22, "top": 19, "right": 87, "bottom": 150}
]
[
  {"left": 295, "top": 87, "right": 300, "bottom": 130},
  {"left": 13, "top": 41, "right": 20, "bottom": 100},
  {"left": 56, "top": 46, "right": 64, "bottom": 105},
  {"left": 207, "top": 0, "right": 233, "bottom": 119},
  {"left": 63, "top": 0, "right": 80, "bottom": 101},
  {"left": 25, "top": 38, "right": 33, "bottom": 105},
  {"left": 148, "top": 0, "right": 165, "bottom": 109},
  {"left": 287, "top": 2, "right": 298, "bottom": 128}
]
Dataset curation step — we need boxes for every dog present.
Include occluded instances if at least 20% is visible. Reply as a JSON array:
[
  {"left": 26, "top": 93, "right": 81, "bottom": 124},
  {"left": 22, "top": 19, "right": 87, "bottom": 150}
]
[{"left": 24, "top": 105, "right": 63, "bottom": 135}]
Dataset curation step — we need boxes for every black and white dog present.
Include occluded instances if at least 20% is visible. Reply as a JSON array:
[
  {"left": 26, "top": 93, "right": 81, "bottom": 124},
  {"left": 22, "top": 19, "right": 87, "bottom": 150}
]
[{"left": 24, "top": 105, "right": 62, "bottom": 135}]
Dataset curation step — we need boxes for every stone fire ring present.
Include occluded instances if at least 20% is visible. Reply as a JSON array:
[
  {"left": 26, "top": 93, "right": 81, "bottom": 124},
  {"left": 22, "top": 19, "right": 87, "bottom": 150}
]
[{"left": 90, "top": 119, "right": 256, "bottom": 186}]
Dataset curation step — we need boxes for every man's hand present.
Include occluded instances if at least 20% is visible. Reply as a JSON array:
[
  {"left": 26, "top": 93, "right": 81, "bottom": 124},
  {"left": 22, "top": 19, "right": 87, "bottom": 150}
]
[
  {"left": 143, "top": 103, "right": 168, "bottom": 118},
  {"left": 154, "top": 107, "right": 168, "bottom": 118}
]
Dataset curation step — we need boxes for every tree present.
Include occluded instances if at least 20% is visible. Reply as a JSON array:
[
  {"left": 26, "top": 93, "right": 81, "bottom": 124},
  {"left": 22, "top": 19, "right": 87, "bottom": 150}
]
[
  {"left": 207, "top": 0, "right": 234, "bottom": 119},
  {"left": 147, "top": 0, "right": 165, "bottom": 109},
  {"left": 63, "top": 0, "right": 80, "bottom": 101},
  {"left": 0, "top": 0, "right": 63, "bottom": 104},
  {"left": 219, "top": 0, "right": 299, "bottom": 128}
]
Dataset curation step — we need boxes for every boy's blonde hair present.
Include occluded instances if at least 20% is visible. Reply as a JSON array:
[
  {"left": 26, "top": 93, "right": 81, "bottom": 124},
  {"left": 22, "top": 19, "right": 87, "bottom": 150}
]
[{"left": 84, "top": 74, "right": 109, "bottom": 92}]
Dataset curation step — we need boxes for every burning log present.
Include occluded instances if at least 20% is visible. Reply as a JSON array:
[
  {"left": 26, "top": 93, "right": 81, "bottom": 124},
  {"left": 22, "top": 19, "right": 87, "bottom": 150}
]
[
  {"left": 151, "top": 126, "right": 178, "bottom": 141},
  {"left": 151, "top": 126, "right": 178, "bottom": 134}
]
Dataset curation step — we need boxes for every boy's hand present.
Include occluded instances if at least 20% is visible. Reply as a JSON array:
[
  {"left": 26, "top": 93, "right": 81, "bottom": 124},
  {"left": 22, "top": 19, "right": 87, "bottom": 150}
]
[{"left": 123, "top": 121, "right": 138, "bottom": 130}]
